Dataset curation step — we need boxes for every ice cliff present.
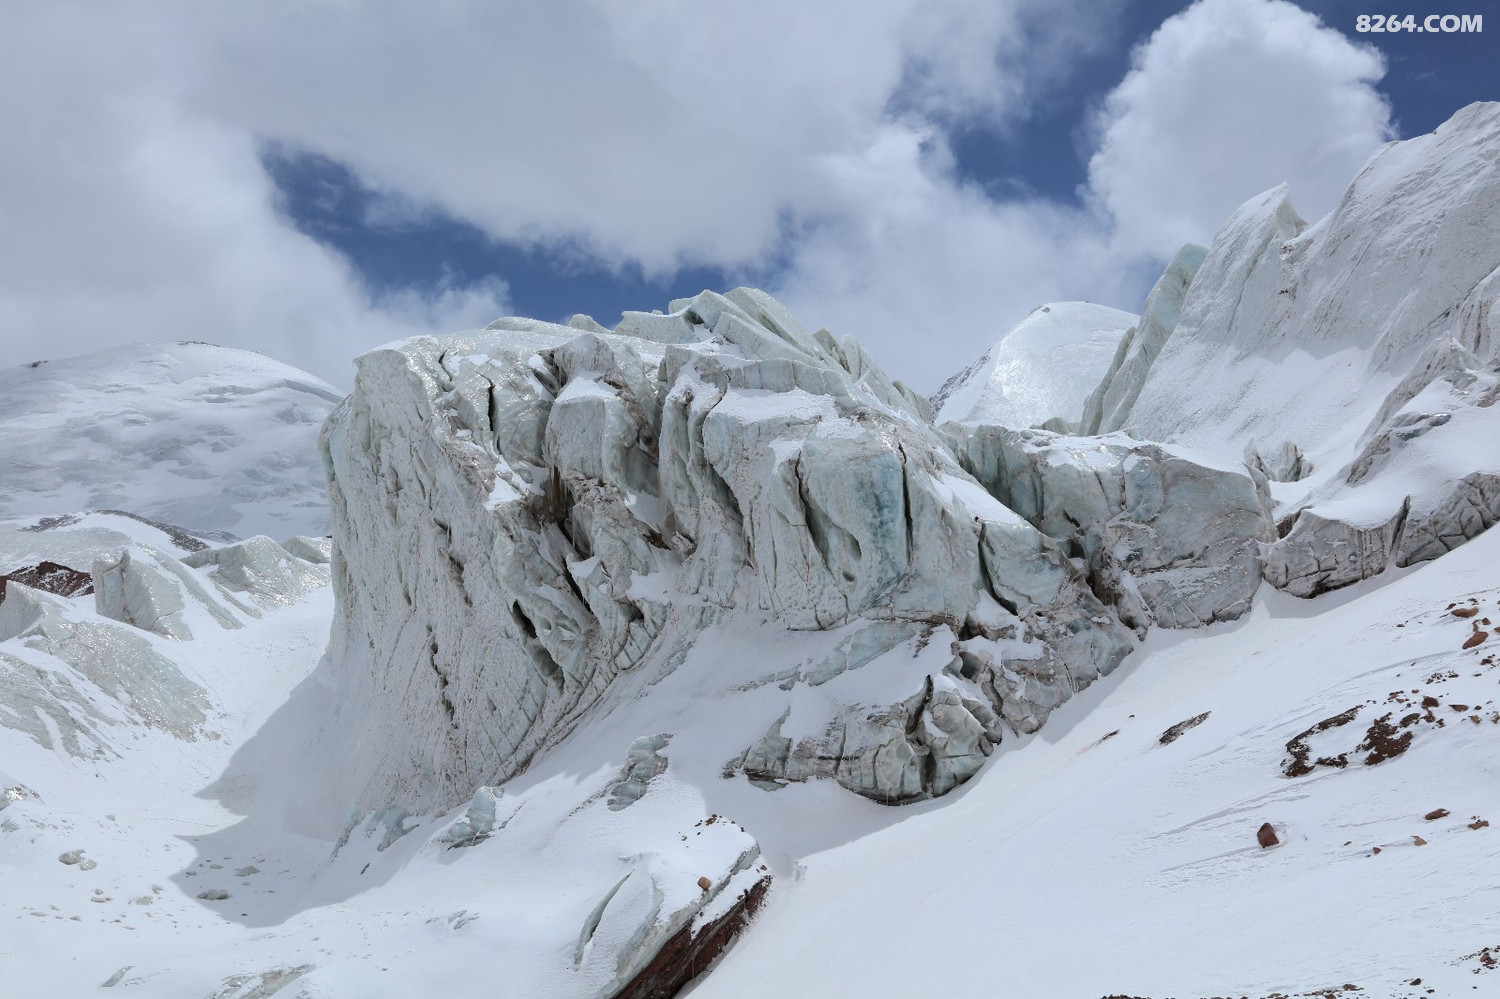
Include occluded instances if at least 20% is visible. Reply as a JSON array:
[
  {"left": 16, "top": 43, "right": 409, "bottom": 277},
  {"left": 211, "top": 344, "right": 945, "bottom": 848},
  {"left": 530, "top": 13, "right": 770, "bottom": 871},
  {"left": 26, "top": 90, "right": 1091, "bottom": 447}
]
[{"left": 320, "top": 289, "right": 1153, "bottom": 812}]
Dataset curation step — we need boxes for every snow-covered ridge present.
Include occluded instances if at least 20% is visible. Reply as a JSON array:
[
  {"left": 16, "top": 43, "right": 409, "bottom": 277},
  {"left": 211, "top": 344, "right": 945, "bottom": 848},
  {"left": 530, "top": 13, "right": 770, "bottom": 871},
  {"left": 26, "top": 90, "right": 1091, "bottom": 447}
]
[
  {"left": 1098, "top": 101, "right": 1500, "bottom": 596},
  {"left": 0, "top": 341, "right": 339, "bottom": 539},
  {"left": 933, "top": 301, "right": 1138, "bottom": 430}
]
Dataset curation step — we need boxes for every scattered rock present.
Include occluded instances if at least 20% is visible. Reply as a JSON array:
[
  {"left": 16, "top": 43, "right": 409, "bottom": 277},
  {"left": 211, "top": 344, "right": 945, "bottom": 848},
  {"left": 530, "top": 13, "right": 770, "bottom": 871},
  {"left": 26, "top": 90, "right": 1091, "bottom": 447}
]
[
  {"left": 1425, "top": 808, "right": 1450, "bottom": 820},
  {"left": 1453, "top": 606, "right": 1479, "bottom": 618},
  {"left": 696, "top": 876, "right": 711, "bottom": 892},
  {"left": 1283, "top": 706, "right": 1359, "bottom": 777},
  {"left": 1413, "top": 835, "right": 1428, "bottom": 846},
  {"left": 196, "top": 888, "right": 230, "bottom": 901},
  {"left": 1357, "top": 712, "right": 1414, "bottom": 765},
  {"left": 1464, "top": 631, "right": 1489, "bottom": 649},
  {"left": 1257, "top": 822, "right": 1279, "bottom": 848},
  {"left": 1159, "top": 711, "right": 1211, "bottom": 745},
  {"left": 1471, "top": 818, "right": 1491, "bottom": 830}
]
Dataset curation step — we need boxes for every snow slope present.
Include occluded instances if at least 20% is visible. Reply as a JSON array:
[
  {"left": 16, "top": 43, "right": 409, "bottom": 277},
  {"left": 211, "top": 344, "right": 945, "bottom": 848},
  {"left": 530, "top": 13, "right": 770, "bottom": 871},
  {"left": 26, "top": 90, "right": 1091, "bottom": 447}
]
[
  {"left": 700, "top": 529, "right": 1500, "bottom": 997},
  {"left": 933, "top": 301, "right": 1138, "bottom": 430},
  {"left": 3, "top": 475, "right": 1496, "bottom": 998},
  {"left": 0, "top": 342, "right": 340, "bottom": 539}
]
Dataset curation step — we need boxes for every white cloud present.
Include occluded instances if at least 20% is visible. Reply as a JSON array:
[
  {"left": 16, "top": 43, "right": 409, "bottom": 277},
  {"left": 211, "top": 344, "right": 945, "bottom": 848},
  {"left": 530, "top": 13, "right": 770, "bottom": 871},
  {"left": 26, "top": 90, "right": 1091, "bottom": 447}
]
[
  {"left": 0, "top": 6, "right": 509, "bottom": 388},
  {"left": 0, "top": 0, "right": 1396, "bottom": 394},
  {"left": 770, "top": 123, "right": 1130, "bottom": 393},
  {"left": 1087, "top": 0, "right": 1394, "bottom": 258}
]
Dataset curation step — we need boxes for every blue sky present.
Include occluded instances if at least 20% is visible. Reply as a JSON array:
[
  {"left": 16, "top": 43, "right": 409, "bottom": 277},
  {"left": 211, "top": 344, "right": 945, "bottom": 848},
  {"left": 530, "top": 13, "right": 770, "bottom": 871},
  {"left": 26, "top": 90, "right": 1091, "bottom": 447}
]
[{"left": 3, "top": 0, "right": 1495, "bottom": 389}]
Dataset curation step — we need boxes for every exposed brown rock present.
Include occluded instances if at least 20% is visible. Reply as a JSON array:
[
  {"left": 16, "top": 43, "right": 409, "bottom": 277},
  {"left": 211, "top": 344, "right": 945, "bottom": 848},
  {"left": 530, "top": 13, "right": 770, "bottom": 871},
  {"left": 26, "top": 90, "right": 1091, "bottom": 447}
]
[
  {"left": 1463, "top": 631, "right": 1489, "bottom": 650},
  {"left": 1257, "top": 822, "right": 1279, "bottom": 848},
  {"left": 1158, "top": 711, "right": 1211, "bottom": 746},
  {"left": 1452, "top": 606, "right": 1479, "bottom": 618},
  {"left": 611, "top": 876, "right": 771, "bottom": 999},
  {"left": 1413, "top": 835, "right": 1428, "bottom": 846},
  {"left": 1283, "top": 706, "right": 1360, "bottom": 777},
  {"left": 1471, "top": 818, "right": 1491, "bottom": 830},
  {"left": 0, "top": 561, "right": 93, "bottom": 602},
  {"left": 1425, "top": 808, "right": 1450, "bottom": 821},
  {"left": 696, "top": 876, "right": 711, "bottom": 892},
  {"left": 1357, "top": 713, "right": 1414, "bottom": 765}
]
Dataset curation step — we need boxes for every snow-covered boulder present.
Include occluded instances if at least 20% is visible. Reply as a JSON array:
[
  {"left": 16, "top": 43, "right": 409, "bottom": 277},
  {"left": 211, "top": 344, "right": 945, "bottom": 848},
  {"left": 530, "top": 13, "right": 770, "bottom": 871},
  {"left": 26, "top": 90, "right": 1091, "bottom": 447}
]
[
  {"left": 958, "top": 426, "right": 1276, "bottom": 629},
  {"left": 934, "top": 302, "right": 1138, "bottom": 431},
  {"left": 321, "top": 288, "right": 1136, "bottom": 811}
]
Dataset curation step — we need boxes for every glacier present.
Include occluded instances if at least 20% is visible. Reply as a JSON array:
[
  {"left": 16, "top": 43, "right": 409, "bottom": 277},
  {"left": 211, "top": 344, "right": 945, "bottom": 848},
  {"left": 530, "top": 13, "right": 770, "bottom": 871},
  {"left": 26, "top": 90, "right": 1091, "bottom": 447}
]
[{"left": 1, "top": 101, "right": 1499, "bottom": 999}]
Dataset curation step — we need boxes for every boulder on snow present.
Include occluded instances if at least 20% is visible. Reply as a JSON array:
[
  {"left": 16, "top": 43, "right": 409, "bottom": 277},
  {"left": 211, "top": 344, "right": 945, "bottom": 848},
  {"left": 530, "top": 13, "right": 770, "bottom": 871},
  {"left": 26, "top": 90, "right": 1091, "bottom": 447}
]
[{"left": 1257, "top": 822, "right": 1279, "bottom": 848}]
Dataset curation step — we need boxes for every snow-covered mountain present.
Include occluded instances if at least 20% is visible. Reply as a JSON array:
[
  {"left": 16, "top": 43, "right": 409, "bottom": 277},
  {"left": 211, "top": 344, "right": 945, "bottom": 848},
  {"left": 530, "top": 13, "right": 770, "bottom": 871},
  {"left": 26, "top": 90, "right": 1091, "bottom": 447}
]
[
  {"left": 2, "top": 103, "right": 1499, "bottom": 999},
  {"left": 0, "top": 341, "right": 340, "bottom": 539},
  {"left": 932, "top": 300, "right": 1139, "bottom": 429}
]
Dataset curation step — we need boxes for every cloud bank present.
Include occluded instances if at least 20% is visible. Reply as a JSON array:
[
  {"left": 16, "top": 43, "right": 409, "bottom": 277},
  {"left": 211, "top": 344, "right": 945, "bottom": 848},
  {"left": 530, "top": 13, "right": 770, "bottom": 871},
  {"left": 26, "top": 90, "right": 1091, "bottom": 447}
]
[{"left": 1, "top": 0, "right": 1393, "bottom": 390}]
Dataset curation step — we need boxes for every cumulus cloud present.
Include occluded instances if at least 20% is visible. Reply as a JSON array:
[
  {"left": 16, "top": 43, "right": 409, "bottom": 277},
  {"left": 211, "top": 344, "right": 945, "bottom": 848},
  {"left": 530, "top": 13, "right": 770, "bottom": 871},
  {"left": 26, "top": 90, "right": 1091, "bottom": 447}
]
[
  {"left": 0, "top": 5, "right": 510, "bottom": 387},
  {"left": 0, "top": 0, "right": 1395, "bottom": 392},
  {"left": 1087, "top": 0, "right": 1394, "bottom": 258},
  {"left": 770, "top": 124, "right": 1130, "bottom": 392}
]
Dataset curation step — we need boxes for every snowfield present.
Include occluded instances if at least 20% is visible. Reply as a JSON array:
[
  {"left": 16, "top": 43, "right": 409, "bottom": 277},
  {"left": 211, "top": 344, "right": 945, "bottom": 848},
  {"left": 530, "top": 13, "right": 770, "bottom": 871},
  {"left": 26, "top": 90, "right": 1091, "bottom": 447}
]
[{"left": 2, "top": 103, "right": 1498, "bottom": 999}]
